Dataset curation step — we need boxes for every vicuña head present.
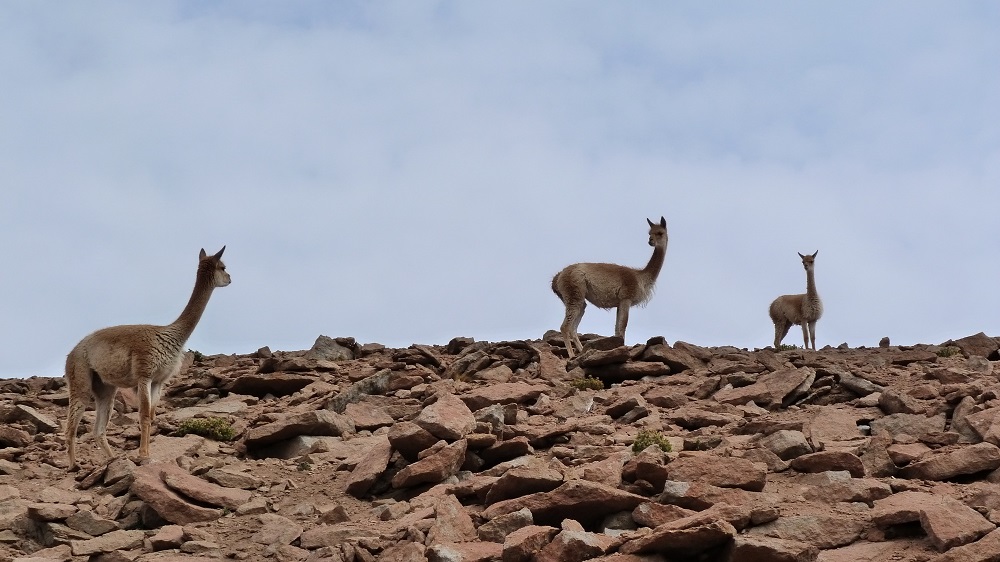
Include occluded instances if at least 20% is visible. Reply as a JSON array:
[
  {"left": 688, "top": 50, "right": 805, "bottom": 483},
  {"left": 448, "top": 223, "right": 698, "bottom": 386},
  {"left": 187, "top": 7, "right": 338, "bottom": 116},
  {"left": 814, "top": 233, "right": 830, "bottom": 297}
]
[
  {"left": 551, "top": 216, "right": 668, "bottom": 358},
  {"left": 769, "top": 250, "right": 822, "bottom": 351},
  {"left": 64, "top": 246, "right": 231, "bottom": 470}
]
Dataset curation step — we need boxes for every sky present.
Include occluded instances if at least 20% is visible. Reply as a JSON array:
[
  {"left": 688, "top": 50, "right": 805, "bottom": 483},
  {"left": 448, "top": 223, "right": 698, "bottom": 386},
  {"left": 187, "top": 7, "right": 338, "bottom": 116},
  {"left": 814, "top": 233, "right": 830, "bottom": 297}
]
[{"left": 2, "top": 2, "right": 1000, "bottom": 379}]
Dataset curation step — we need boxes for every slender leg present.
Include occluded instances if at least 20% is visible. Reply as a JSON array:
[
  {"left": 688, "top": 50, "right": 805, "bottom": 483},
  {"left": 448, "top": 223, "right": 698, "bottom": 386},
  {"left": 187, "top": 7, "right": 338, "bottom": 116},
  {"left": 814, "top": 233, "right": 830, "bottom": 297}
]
[
  {"left": 137, "top": 379, "right": 153, "bottom": 460},
  {"left": 65, "top": 397, "right": 86, "bottom": 470},
  {"left": 615, "top": 301, "right": 631, "bottom": 340},
  {"left": 562, "top": 300, "right": 586, "bottom": 358},
  {"left": 807, "top": 321, "right": 818, "bottom": 350},
  {"left": 774, "top": 321, "right": 791, "bottom": 349},
  {"left": 569, "top": 300, "right": 586, "bottom": 355},
  {"left": 801, "top": 324, "right": 810, "bottom": 350},
  {"left": 92, "top": 381, "right": 117, "bottom": 460}
]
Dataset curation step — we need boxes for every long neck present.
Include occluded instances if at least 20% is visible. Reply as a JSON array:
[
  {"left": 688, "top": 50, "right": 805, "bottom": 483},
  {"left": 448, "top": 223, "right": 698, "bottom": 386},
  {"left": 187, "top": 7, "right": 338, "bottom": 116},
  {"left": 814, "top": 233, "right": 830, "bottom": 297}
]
[
  {"left": 169, "top": 272, "right": 215, "bottom": 343},
  {"left": 805, "top": 267, "right": 818, "bottom": 299},
  {"left": 641, "top": 243, "right": 667, "bottom": 281}
]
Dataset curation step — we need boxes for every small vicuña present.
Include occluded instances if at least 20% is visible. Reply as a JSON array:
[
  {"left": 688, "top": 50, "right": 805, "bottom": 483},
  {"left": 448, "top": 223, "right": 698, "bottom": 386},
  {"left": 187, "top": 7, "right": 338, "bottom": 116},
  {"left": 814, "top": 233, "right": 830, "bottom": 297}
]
[
  {"left": 769, "top": 251, "right": 822, "bottom": 350},
  {"left": 64, "top": 247, "right": 231, "bottom": 470},
  {"left": 552, "top": 217, "right": 668, "bottom": 358}
]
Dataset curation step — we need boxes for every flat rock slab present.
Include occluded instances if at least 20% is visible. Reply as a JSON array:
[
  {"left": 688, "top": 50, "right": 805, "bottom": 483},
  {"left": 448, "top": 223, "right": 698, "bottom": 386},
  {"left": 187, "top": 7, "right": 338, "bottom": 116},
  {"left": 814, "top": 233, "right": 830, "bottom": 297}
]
[
  {"left": 130, "top": 464, "right": 222, "bottom": 524},
  {"left": 243, "top": 410, "right": 355, "bottom": 449},
  {"left": 747, "top": 514, "right": 865, "bottom": 549},
  {"left": 873, "top": 491, "right": 995, "bottom": 552},
  {"left": 226, "top": 373, "right": 316, "bottom": 397},
  {"left": 414, "top": 393, "right": 477, "bottom": 441},
  {"left": 345, "top": 435, "right": 392, "bottom": 497},
  {"left": 729, "top": 535, "right": 819, "bottom": 562},
  {"left": 459, "top": 382, "right": 549, "bottom": 411},
  {"left": 484, "top": 479, "right": 647, "bottom": 527},
  {"left": 898, "top": 442, "right": 1000, "bottom": 481},
  {"left": 714, "top": 367, "right": 815, "bottom": 407},
  {"left": 666, "top": 454, "right": 767, "bottom": 492},
  {"left": 391, "top": 439, "right": 468, "bottom": 489},
  {"left": 161, "top": 464, "right": 252, "bottom": 510},
  {"left": 790, "top": 451, "right": 866, "bottom": 477},
  {"left": 70, "top": 529, "right": 145, "bottom": 556},
  {"left": 619, "top": 518, "right": 736, "bottom": 556}
]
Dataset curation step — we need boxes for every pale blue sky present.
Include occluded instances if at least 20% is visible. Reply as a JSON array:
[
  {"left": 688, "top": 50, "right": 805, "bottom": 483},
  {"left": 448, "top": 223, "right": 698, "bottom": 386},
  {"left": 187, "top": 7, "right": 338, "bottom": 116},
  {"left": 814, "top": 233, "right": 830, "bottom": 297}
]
[{"left": 2, "top": 2, "right": 999, "bottom": 378}]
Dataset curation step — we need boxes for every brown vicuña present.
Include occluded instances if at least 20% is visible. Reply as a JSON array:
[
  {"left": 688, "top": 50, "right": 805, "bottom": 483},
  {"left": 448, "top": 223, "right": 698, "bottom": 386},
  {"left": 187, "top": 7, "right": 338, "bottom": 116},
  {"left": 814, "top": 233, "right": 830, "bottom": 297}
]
[
  {"left": 552, "top": 217, "right": 668, "bottom": 358},
  {"left": 769, "top": 251, "right": 822, "bottom": 350},
  {"left": 64, "top": 247, "right": 231, "bottom": 470}
]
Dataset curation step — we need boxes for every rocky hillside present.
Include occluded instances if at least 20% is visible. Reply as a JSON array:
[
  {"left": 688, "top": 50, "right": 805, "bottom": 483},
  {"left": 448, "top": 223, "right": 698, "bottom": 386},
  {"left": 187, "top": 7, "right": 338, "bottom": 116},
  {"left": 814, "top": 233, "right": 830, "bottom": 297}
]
[{"left": 4, "top": 331, "right": 1000, "bottom": 562}]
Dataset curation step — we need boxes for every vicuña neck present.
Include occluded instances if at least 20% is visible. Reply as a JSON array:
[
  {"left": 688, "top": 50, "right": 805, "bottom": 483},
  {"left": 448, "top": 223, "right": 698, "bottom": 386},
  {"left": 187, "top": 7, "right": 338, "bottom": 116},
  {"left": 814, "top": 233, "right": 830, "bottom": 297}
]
[
  {"left": 642, "top": 244, "right": 666, "bottom": 281},
  {"left": 805, "top": 268, "right": 818, "bottom": 298},
  {"left": 170, "top": 273, "right": 215, "bottom": 342}
]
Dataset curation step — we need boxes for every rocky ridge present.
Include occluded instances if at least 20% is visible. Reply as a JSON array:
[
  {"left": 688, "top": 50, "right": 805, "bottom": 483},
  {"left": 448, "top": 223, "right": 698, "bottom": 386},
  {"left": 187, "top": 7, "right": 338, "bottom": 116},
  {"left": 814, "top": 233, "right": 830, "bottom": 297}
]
[{"left": 3, "top": 332, "right": 1000, "bottom": 561}]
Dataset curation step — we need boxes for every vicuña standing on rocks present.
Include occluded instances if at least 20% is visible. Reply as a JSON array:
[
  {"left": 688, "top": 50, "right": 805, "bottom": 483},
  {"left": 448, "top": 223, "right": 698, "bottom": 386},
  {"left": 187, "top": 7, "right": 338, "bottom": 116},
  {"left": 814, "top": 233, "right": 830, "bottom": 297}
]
[
  {"left": 552, "top": 217, "right": 668, "bottom": 358},
  {"left": 64, "top": 247, "right": 231, "bottom": 470},
  {"left": 769, "top": 250, "right": 822, "bottom": 351}
]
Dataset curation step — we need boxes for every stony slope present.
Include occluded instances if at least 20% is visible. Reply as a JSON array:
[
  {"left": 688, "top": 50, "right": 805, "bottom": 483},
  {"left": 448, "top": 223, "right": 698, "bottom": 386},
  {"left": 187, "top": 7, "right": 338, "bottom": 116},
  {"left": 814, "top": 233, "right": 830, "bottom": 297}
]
[{"left": 3, "top": 332, "right": 1000, "bottom": 562}]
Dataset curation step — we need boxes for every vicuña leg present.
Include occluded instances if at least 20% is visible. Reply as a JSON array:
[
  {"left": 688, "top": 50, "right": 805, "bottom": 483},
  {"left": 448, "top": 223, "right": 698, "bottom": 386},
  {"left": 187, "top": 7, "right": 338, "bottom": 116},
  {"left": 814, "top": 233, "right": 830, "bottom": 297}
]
[
  {"left": 560, "top": 299, "right": 586, "bottom": 358},
  {"left": 138, "top": 379, "right": 153, "bottom": 460},
  {"left": 91, "top": 378, "right": 117, "bottom": 460},
  {"left": 807, "top": 321, "right": 818, "bottom": 350},
  {"left": 774, "top": 321, "right": 791, "bottom": 349},
  {"left": 615, "top": 301, "right": 631, "bottom": 339}
]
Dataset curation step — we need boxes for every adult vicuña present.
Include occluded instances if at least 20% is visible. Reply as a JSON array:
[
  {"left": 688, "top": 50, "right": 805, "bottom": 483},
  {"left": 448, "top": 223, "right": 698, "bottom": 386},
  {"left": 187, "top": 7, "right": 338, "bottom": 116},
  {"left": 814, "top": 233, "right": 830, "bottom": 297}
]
[
  {"left": 64, "top": 247, "right": 231, "bottom": 470},
  {"left": 552, "top": 217, "right": 668, "bottom": 358},
  {"left": 769, "top": 251, "right": 822, "bottom": 350}
]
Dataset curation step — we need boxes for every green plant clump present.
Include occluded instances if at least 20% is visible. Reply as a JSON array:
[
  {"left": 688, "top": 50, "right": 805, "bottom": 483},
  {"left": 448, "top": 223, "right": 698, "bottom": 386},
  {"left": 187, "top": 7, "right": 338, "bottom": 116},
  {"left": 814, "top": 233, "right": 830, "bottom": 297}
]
[
  {"left": 570, "top": 376, "right": 604, "bottom": 391},
  {"left": 632, "top": 429, "right": 672, "bottom": 453},
  {"left": 174, "top": 416, "right": 236, "bottom": 441},
  {"left": 188, "top": 349, "right": 205, "bottom": 363},
  {"left": 936, "top": 347, "right": 960, "bottom": 358},
  {"left": 777, "top": 344, "right": 798, "bottom": 351}
]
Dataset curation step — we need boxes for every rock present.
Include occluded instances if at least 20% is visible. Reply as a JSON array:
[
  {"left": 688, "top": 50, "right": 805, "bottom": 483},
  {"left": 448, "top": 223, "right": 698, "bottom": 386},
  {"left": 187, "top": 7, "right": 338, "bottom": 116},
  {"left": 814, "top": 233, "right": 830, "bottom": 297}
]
[
  {"left": 227, "top": 373, "right": 316, "bottom": 397},
  {"left": 641, "top": 344, "right": 703, "bottom": 373},
  {"left": 789, "top": 451, "right": 865, "bottom": 477},
  {"left": 344, "top": 402, "right": 394, "bottom": 430},
  {"left": 69, "top": 530, "right": 145, "bottom": 556},
  {"left": 666, "top": 454, "right": 767, "bottom": 491},
  {"left": 619, "top": 517, "right": 737, "bottom": 556},
  {"left": 948, "top": 332, "right": 1000, "bottom": 359},
  {"left": 161, "top": 464, "right": 252, "bottom": 510},
  {"left": 391, "top": 439, "right": 468, "bottom": 488},
  {"left": 899, "top": 442, "right": 1000, "bottom": 481},
  {"left": 747, "top": 514, "right": 864, "bottom": 549},
  {"left": 427, "top": 542, "right": 503, "bottom": 562},
  {"left": 427, "top": 494, "right": 477, "bottom": 544},
  {"left": 345, "top": 435, "right": 392, "bottom": 497},
  {"left": 414, "top": 393, "right": 477, "bottom": 441},
  {"left": 485, "top": 463, "right": 564, "bottom": 504},
  {"left": 502, "top": 525, "right": 559, "bottom": 562},
  {"left": 727, "top": 535, "right": 819, "bottom": 562},
  {"left": 759, "top": 430, "right": 812, "bottom": 461},
  {"left": 64, "top": 509, "right": 119, "bottom": 536},
  {"left": 460, "top": 383, "right": 549, "bottom": 411},
  {"left": 714, "top": 367, "right": 815, "bottom": 407},
  {"left": 484, "top": 480, "right": 647, "bottom": 527},
  {"left": 388, "top": 421, "right": 440, "bottom": 461},
  {"left": 130, "top": 464, "right": 222, "bottom": 524},
  {"left": 535, "top": 527, "right": 617, "bottom": 562},
  {"left": 243, "top": 410, "right": 355, "bottom": 449},
  {"left": 873, "top": 491, "right": 995, "bottom": 551},
  {"left": 478, "top": 507, "right": 533, "bottom": 542},
  {"left": 307, "top": 335, "right": 355, "bottom": 361}
]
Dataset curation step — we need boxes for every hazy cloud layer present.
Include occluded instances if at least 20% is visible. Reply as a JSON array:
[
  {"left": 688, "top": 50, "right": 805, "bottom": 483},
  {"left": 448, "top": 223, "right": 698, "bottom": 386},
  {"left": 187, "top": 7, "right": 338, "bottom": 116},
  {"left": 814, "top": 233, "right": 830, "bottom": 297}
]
[{"left": 3, "top": 3, "right": 999, "bottom": 377}]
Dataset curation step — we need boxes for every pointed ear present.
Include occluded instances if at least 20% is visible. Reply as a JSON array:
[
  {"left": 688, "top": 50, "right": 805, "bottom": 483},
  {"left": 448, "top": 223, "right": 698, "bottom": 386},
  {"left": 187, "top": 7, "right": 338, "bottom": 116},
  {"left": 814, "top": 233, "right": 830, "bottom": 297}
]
[
  {"left": 659, "top": 216, "right": 666, "bottom": 227},
  {"left": 812, "top": 250, "right": 818, "bottom": 258},
  {"left": 798, "top": 252, "right": 805, "bottom": 259},
  {"left": 214, "top": 246, "right": 226, "bottom": 259},
  {"left": 647, "top": 218, "right": 654, "bottom": 228},
  {"left": 199, "top": 248, "right": 208, "bottom": 260}
]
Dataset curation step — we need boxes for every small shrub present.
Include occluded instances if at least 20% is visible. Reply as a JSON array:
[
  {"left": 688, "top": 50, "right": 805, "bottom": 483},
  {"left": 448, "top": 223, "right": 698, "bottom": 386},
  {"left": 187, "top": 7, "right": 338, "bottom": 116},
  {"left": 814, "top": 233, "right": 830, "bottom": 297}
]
[
  {"left": 632, "top": 429, "right": 672, "bottom": 453},
  {"left": 777, "top": 344, "right": 798, "bottom": 351},
  {"left": 936, "top": 347, "right": 960, "bottom": 358},
  {"left": 174, "top": 417, "right": 236, "bottom": 441},
  {"left": 297, "top": 461, "right": 312, "bottom": 472},
  {"left": 188, "top": 349, "right": 205, "bottom": 363},
  {"left": 570, "top": 376, "right": 604, "bottom": 391}
]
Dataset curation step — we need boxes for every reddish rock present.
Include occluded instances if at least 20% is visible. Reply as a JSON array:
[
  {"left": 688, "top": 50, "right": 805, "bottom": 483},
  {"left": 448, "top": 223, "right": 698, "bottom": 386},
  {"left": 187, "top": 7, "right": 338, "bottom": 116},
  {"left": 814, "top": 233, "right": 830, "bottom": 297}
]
[
  {"left": 161, "top": 464, "right": 252, "bottom": 510},
  {"left": 427, "top": 494, "right": 477, "bottom": 544},
  {"left": 460, "top": 382, "right": 549, "bottom": 411},
  {"left": 242, "top": 410, "right": 355, "bottom": 449},
  {"left": 746, "top": 514, "right": 864, "bottom": 549},
  {"left": 130, "top": 464, "right": 222, "bottom": 524},
  {"left": 484, "top": 480, "right": 647, "bottom": 527},
  {"left": 535, "top": 528, "right": 617, "bottom": 562},
  {"left": 427, "top": 541, "right": 503, "bottom": 562},
  {"left": 415, "top": 392, "right": 478, "bottom": 441},
  {"left": 388, "top": 421, "right": 440, "bottom": 461},
  {"left": 485, "top": 464, "right": 564, "bottom": 505},
  {"left": 873, "top": 491, "right": 994, "bottom": 552},
  {"left": 345, "top": 435, "right": 392, "bottom": 498},
  {"left": 619, "top": 518, "right": 736, "bottom": 555},
  {"left": 391, "top": 439, "right": 468, "bottom": 488},
  {"left": 502, "top": 525, "right": 559, "bottom": 562},
  {"left": 899, "top": 442, "right": 1000, "bottom": 481},
  {"left": 344, "top": 402, "right": 394, "bottom": 430},
  {"left": 933, "top": 527, "right": 1000, "bottom": 562},
  {"left": 631, "top": 502, "right": 697, "bottom": 528},
  {"left": 789, "top": 451, "right": 865, "bottom": 477},
  {"left": 759, "top": 430, "right": 812, "bottom": 460},
  {"left": 659, "top": 480, "right": 754, "bottom": 511},
  {"left": 667, "top": 453, "right": 767, "bottom": 492},
  {"left": 727, "top": 535, "right": 818, "bottom": 562}
]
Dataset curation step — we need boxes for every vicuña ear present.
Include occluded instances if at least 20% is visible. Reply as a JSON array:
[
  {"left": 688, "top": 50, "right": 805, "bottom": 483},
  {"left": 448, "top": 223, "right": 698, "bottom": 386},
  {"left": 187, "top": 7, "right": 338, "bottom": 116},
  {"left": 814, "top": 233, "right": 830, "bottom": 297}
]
[
  {"left": 214, "top": 246, "right": 226, "bottom": 259},
  {"left": 798, "top": 252, "right": 805, "bottom": 259},
  {"left": 811, "top": 250, "right": 818, "bottom": 258},
  {"left": 199, "top": 248, "right": 208, "bottom": 260},
  {"left": 647, "top": 218, "right": 654, "bottom": 228},
  {"left": 659, "top": 216, "right": 666, "bottom": 227}
]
